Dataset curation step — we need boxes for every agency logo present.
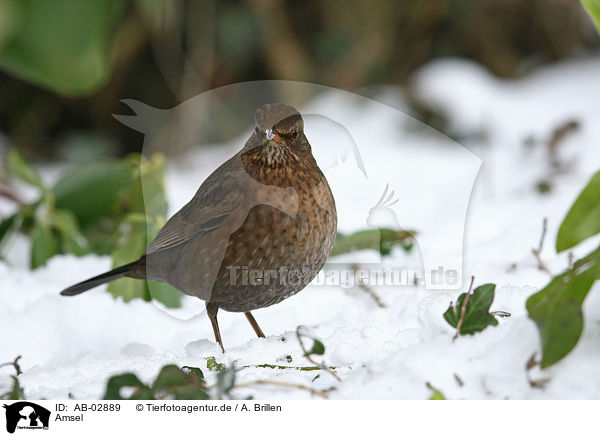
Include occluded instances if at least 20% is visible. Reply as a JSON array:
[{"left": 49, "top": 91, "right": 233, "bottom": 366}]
[{"left": 2, "top": 402, "right": 50, "bottom": 434}]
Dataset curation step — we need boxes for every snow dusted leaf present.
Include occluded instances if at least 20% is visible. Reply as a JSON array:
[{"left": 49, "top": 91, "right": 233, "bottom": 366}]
[
  {"left": 206, "top": 357, "right": 225, "bottom": 372},
  {"left": 152, "top": 365, "right": 189, "bottom": 391},
  {"left": 443, "top": 283, "right": 498, "bottom": 335},
  {"left": 556, "top": 170, "right": 600, "bottom": 252},
  {"left": 152, "top": 365, "right": 208, "bottom": 399},
  {"left": 103, "top": 373, "right": 153, "bottom": 400},
  {"left": 526, "top": 244, "right": 600, "bottom": 368},
  {"left": 104, "top": 365, "right": 209, "bottom": 400},
  {"left": 182, "top": 366, "right": 205, "bottom": 381}
]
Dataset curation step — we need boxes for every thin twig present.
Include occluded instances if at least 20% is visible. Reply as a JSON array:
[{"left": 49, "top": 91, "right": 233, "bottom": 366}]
[
  {"left": 525, "top": 353, "right": 551, "bottom": 389},
  {"left": 241, "top": 363, "right": 338, "bottom": 372},
  {"left": 233, "top": 380, "right": 329, "bottom": 398},
  {"left": 352, "top": 264, "right": 386, "bottom": 308},
  {"left": 532, "top": 217, "right": 553, "bottom": 276},
  {"left": 0, "top": 355, "right": 22, "bottom": 376},
  {"left": 0, "top": 185, "right": 23, "bottom": 206},
  {"left": 296, "top": 327, "right": 341, "bottom": 382},
  {"left": 453, "top": 276, "right": 475, "bottom": 341},
  {"left": 453, "top": 373, "right": 464, "bottom": 387},
  {"left": 548, "top": 119, "right": 579, "bottom": 168}
]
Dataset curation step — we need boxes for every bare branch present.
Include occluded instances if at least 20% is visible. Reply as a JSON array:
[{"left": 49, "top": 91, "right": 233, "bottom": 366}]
[
  {"left": 453, "top": 276, "right": 475, "bottom": 341},
  {"left": 352, "top": 264, "right": 386, "bottom": 308},
  {"left": 296, "top": 327, "right": 341, "bottom": 382},
  {"left": 233, "top": 379, "right": 329, "bottom": 398},
  {"left": 532, "top": 217, "right": 553, "bottom": 276}
]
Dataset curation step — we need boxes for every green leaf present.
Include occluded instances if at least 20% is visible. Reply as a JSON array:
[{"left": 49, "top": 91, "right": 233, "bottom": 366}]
[
  {"left": 52, "top": 209, "right": 89, "bottom": 256},
  {"left": 147, "top": 280, "right": 182, "bottom": 309},
  {"left": 103, "top": 365, "right": 209, "bottom": 401},
  {"left": 181, "top": 366, "right": 205, "bottom": 381},
  {"left": 6, "top": 149, "right": 44, "bottom": 189},
  {"left": 429, "top": 389, "right": 445, "bottom": 400},
  {"left": 107, "top": 154, "right": 180, "bottom": 307},
  {"left": 206, "top": 357, "right": 226, "bottom": 372},
  {"left": 107, "top": 222, "right": 180, "bottom": 307},
  {"left": 103, "top": 373, "right": 153, "bottom": 400},
  {"left": 0, "top": 376, "right": 25, "bottom": 400},
  {"left": 173, "top": 386, "right": 210, "bottom": 400},
  {"left": 152, "top": 365, "right": 188, "bottom": 391},
  {"left": 53, "top": 160, "right": 136, "bottom": 227},
  {"left": 332, "top": 228, "right": 415, "bottom": 257},
  {"left": 526, "top": 245, "right": 600, "bottom": 368},
  {"left": 582, "top": 0, "right": 600, "bottom": 34},
  {"left": 0, "top": 214, "right": 18, "bottom": 247},
  {"left": 152, "top": 365, "right": 209, "bottom": 400},
  {"left": 556, "top": 171, "right": 600, "bottom": 252},
  {"left": 137, "top": 153, "right": 169, "bottom": 221},
  {"left": 30, "top": 220, "right": 58, "bottom": 268},
  {"left": 0, "top": 0, "right": 121, "bottom": 96},
  {"left": 107, "top": 225, "right": 151, "bottom": 302},
  {"left": 443, "top": 283, "right": 499, "bottom": 335},
  {"left": 306, "top": 339, "right": 325, "bottom": 356}
]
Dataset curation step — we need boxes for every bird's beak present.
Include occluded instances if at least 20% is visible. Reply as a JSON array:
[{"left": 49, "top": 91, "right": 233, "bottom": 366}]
[{"left": 264, "top": 128, "right": 285, "bottom": 145}]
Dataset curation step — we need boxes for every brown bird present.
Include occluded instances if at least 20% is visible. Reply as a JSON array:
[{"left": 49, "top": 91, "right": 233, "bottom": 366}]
[{"left": 60, "top": 103, "right": 337, "bottom": 351}]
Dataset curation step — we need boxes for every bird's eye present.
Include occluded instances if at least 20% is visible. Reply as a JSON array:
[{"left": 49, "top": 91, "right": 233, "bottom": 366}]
[
  {"left": 291, "top": 130, "right": 299, "bottom": 139},
  {"left": 255, "top": 126, "right": 260, "bottom": 135}
]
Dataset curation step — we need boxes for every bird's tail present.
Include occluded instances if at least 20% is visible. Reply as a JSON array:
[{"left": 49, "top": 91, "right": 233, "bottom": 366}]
[{"left": 60, "top": 261, "right": 139, "bottom": 296}]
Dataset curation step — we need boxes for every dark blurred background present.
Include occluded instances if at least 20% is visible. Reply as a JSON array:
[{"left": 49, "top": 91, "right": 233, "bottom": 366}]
[{"left": 0, "top": 0, "right": 598, "bottom": 161}]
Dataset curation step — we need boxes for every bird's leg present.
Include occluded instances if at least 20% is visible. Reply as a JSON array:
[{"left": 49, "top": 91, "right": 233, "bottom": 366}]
[
  {"left": 244, "top": 312, "right": 266, "bottom": 338},
  {"left": 206, "top": 303, "right": 225, "bottom": 352}
]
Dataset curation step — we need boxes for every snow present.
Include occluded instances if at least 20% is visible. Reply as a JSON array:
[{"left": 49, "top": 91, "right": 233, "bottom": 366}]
[{"left": 2, "top": 56, "right": 600, "bottom": 399}]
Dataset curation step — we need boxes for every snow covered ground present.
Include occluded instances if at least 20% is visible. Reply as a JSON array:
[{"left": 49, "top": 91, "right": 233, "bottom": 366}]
[{"left": 2, "top": 56, "right": 600, "bottom": 399}]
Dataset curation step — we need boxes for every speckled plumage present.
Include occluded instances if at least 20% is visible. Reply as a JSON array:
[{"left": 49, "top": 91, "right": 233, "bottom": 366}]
[{"left": 61, "top": 103, "right": 337, "bottom": 350}]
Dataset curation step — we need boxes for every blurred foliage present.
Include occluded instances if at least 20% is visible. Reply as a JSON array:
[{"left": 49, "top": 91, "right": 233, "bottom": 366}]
[
  {"left": 332, "top": 229, "right": 415, "bottom": 257},
  {"left": 104, "top": 364, "right": 211, "bottom": 400},
  {"left": 527, "top": 170, "right": 600, "bottom": 368},
  {"left": 0, "top": 0, "right": 597, "bottom": 159},
  {"left": 0, "top": 0, "right": 120, "bottom": 96},
  {"left": 0, "top": 150, "right": 181, "bottom": 307},
  {"left": 0, "top": 355, "right": 24, "bottom": 400},
  {"left": 428, "top": 389, "right": 446, "bottom": 400},
  {"left": 582, "top": 0, "right": 600, "bottom": 33},
  {"left": 103, "top": 362, "right": 239, "bottom": 400},
  {"left": 0, "top": 376, "right": 24, "bottom": 400}
]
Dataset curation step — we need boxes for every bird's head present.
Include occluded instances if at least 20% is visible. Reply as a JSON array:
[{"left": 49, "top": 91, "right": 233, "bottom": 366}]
[{"left": 245, "top": 103, "right": 312, "bottom": 166}]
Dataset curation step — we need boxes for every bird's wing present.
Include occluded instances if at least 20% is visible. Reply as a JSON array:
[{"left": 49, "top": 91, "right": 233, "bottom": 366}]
[{"left": 144, "top": 154, "right": 247, "bottom": 255}]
